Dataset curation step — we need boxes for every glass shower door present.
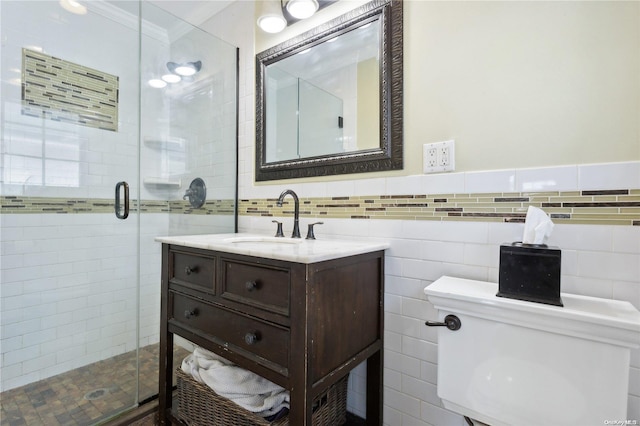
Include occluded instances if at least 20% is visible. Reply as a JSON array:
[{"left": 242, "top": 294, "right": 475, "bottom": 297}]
[
  {"left": 137, "top": 1, "right": 239, "bottom": 403},
  {"left": 1, "top": 1, "right": 142, "bottom": 423},
  {"left": 1, "top": 1, "right": 237, "bottom": 423}
]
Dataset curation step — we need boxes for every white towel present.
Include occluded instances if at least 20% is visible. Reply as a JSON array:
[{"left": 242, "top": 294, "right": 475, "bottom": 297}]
[{"left": 181, "top": 347, "right": 290, "bottom": 417}]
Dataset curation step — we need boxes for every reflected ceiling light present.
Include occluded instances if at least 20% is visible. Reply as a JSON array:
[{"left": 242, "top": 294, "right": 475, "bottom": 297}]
[
  {"left": 286, "top": 0, "right": 318, "bottom": 19},
  {"left": 148, "top": 79, "right": 167, "bottom": 89},
  {"left": 167, "top": 61, "right": 202, "bottom": 76},
  {"left": 59, "top": 0, "right": 87, "bottom": 15},
  {"left": 298, "top": 48, "right": 311, "bottom": 55},
  {"left": 161, "top": 74, "right": 181, "bottom": 83},
  {"left": 257, "top": 1, "right": 287, "bottom": 34}
]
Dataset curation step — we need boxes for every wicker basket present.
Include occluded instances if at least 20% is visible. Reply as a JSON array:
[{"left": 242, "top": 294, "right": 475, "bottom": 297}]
[{"left": 175, "top": 368, "right": 348, "bottom": 426}]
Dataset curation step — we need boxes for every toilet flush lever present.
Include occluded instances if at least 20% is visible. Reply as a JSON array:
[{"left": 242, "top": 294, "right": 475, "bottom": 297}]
[{"left": 425, "top": 314, "right": 461, "bottom": 331}]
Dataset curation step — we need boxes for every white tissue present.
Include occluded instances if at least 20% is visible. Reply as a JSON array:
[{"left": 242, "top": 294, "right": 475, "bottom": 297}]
[{"left": 522, "top": 206, "right": 554, "bottom": 245}]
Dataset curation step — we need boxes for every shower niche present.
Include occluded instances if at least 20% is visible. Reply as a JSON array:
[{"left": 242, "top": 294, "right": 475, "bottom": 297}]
[{"left": 143, "top": 136, "right": 185, "bottom": 190}]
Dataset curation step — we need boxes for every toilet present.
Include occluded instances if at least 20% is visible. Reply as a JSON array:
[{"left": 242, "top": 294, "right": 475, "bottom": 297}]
[{"left": 424, "top": 276, "right": 640, "bottom": 426}]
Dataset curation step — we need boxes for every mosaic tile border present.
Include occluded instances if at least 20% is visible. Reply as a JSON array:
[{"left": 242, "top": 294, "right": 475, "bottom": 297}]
[
  {"left": 239, "top": 189, "right": 640, "bottom": 226},
  {"left": 0, "top": 197, "right": 235, "bottom": 216},
  {"left": 2, "top": 189, "right": 639, "bottom": 225},
  {"left": 22, "top": 49, "right": 119, "bottom": 132}
]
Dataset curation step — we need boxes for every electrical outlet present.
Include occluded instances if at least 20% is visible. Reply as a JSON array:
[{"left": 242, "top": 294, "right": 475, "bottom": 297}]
[
  {"left": 427, "top": 147, "right": 437, "bottom": 167},
  {"left": 423, "top": 140, "right": 455, "bottom": 173}
]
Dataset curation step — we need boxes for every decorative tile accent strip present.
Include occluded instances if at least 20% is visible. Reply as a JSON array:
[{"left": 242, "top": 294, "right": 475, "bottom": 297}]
[
  {"left": 2, "top": 190, "right": 637, "bottom": 225},
  {"left": 22, "top": 49, "right": 119, "bottom": 131},
  {"left": 168, "top": 199, "right": 236, "bottom": 216},
  {"left": 238, "top": 188, "right": 640, "bottom": 226},
  {"left": 0, "top": 197, "right": 235, "bottom": 216}
]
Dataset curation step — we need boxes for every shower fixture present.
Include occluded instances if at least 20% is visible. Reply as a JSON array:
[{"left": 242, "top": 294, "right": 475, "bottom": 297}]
[{"left": 183, "top": 178, "right": 207, "bottom": 208}]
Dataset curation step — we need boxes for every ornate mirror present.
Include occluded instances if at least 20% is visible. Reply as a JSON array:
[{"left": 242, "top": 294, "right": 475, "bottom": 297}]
[{"left": 255, "top": 0, "right": 403, "bottom": 181}]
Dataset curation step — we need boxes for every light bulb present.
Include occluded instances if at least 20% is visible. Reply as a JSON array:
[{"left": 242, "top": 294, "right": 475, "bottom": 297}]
[
  {"left": 148, "top": 79, "right": 167, "bottom": 89},
  {"left": 161, "top": 74, "right": 181, "bottom": 83},
  {"left": 59, "top": 0, "right": 87, "bottom": 15},
  {"left": 175, "top": 66, "right": 196, "bottom": 76},
  {"left": 257, "top": 14, "right": 287, "bottom": 34},
  {"left": 286, "top": 0, "right": 318, "bottom": 20}
]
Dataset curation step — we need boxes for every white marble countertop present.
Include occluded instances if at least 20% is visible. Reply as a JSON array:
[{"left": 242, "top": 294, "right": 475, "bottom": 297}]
[{"left": 155, "top": 233, "right": 389, "bottom": 263}]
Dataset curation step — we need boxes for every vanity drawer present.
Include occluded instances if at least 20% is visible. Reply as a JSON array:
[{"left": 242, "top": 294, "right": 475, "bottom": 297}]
[
  {"left": 171, "top": 250, "right": 216, "bottom": 293},
  {"left": 220, "top": 259, "right": 290, "bottom": 316},
  {"left": 171, "top": 292, "right": 289, "bottom": 369}
]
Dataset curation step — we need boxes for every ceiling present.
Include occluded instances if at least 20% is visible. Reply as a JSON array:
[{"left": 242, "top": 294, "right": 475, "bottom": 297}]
[{"left": 148, "top": 0, "right": 236, "bottom": 27}]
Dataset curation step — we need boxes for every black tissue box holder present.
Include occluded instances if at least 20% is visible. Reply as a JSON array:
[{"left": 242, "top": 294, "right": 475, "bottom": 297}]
[{"left": 497, "top": 242, "right": 563, "bottom": 307}]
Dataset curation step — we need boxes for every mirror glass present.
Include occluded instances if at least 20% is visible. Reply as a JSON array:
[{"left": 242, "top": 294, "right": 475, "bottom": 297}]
[
  {"left": 256, "top": 0, "right": 402, "bottom": 181},
  {"left": 265, "top": 19, "right": 380, "bottom": 163}
]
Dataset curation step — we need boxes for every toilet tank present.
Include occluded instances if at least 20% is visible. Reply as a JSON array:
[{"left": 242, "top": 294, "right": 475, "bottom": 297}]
[{"left": 425, "top": 276, "right": 640, "bottom": 426}]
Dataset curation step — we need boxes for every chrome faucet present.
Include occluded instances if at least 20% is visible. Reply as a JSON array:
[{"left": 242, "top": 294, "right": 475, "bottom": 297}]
[{"left": 276, "top": 189, "right": 301, "bottom": 238}]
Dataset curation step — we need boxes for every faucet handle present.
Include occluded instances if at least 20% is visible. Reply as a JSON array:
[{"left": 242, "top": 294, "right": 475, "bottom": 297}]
[
  {"left": 305, "top": 222, "right": 324, "bottom": 240},
  {"left": 272, "top": 220, "right": 284, "bottom": 237}
]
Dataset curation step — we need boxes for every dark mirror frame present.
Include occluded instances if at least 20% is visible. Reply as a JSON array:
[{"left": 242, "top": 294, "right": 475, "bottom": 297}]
[{"left": 255, "top": 0, "right": 403, "bottom": 181}]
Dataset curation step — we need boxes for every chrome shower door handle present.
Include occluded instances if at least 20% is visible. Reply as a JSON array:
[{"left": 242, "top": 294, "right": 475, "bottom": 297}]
[{"left": 115, "top": 181, "right": 129, "bottom": 219}]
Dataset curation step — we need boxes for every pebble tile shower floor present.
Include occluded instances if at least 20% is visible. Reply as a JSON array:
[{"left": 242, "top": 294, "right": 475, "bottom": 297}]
[{"left": 0, "top": 345, "right": 190, "bottom": 426}]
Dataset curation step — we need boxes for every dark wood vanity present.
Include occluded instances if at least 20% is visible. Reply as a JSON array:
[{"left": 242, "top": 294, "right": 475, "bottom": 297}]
[{"left": 157, "top": 235, "right": 385, "bottom": 425}]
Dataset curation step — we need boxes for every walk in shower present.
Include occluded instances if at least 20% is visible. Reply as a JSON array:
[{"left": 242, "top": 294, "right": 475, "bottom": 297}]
[{"left": 0, "top": 1, "right": 238, "bottom": 424}]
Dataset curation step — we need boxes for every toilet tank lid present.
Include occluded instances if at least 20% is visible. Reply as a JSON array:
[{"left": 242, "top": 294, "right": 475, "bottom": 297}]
[{"left": 425, "top": 276, "right": 640, "bottom": 349}]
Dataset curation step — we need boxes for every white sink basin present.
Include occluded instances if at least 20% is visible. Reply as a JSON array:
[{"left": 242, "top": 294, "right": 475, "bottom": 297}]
[{"left": 223, "top": 236, "right": 303, "bottom": 244}]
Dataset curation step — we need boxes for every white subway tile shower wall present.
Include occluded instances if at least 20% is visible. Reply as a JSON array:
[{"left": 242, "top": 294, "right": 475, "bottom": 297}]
[
  {"left": 1, "top": 1, "right": 142, "bottom": 200},
  {"left": 0, "top": 213, "right": 167, "bottom": 391},
  {"left": 0, "top": 210, "right": 234, "bottom": 392}
]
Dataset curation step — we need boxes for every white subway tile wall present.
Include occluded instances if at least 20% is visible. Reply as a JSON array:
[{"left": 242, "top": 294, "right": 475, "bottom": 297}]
[
  {"left": 1, "top": 214, "right": 151, "bottom": 390},
  {"left": 224, "top": 4, "right": 640, "bottom": 420},
  {"left": 239, "top": 206, "right": 640, "bottom": 423},
  {"left": 0, "top": 204, "right": 237, "bottom": 392}
]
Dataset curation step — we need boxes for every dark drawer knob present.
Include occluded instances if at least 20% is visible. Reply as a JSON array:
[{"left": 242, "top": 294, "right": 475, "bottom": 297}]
[
  {"left": 245, "top": 280, "right": 258, "bottom": 291},
  {"left": 184, "top": 309, "right": 198, "bottom": 319},
  {"left": 244, "top": 332, "right": 260, "bottom": 345},
  {"left": 184, "top": 265, "right": 198, "bottom": 275}
]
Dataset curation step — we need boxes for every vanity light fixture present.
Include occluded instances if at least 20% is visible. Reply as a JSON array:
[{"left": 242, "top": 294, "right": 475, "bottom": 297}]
[
  {"left": 285, "top": 0, "right": 318, "bottom": 20},
  {"left": 59, "top": 0, "right": 87, "bottom": 15},
  {"left": 161, "top": 74, "right": 181, "bottom": 83},
  {"left": 167, "top": 61, "right": 201, "bottom": 77},
  {"left": 257, "top": 0, "right": 287, "bottom": 34},
  {"left": 257, "top": 0, "right": 329, "bottom": 33},
  {"left": 148, "top": 79, "right": 167, "bottom": 89},
  {"left": 148, "top": 60, "right": 202, "bottom": 89}
]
